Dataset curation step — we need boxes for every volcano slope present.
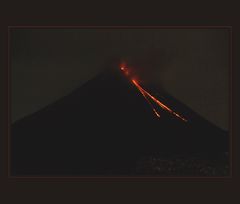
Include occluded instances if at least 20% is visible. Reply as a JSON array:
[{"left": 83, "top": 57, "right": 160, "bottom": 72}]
[{"left": 11, "top": 66, "right": 229, "bottom": 176}]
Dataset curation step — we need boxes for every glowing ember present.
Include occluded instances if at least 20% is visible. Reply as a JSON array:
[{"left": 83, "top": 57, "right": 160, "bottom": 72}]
[
  {"left": 121, "top": 66, "right": 187, "bottom": 122},
  {"left": 121, "top": 66, "right": 130, "bottom": 76}
]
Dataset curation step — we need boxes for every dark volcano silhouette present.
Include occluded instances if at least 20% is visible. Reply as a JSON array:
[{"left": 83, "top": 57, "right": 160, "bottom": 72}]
[{"left": 11, "top": 66, "right": 229, "bottom": 176}]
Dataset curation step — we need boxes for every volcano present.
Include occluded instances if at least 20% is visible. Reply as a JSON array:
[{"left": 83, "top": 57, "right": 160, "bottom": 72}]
[{"left": 11, "top": 65, "right": 229, "bottom": 176}]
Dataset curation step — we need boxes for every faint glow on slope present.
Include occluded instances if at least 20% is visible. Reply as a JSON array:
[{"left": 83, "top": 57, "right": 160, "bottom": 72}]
[{"left": 120, "top": 65, "right": 187, "bottom": 122}]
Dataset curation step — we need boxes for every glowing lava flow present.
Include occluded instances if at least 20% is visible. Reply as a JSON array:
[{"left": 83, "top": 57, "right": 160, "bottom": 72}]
[
  {"left": 132, "top": 79, "right": 187, "bottom": 122},
  {"left": 132, "top": 80, "right": 161, "bottom": 118},
  {"left": 120, "top": 66, "right": 187, "bottom": 122}
]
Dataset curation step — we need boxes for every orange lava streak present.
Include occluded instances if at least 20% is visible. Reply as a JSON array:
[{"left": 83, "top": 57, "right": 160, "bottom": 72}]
[
  {"left": 133, "top": 80, "right": 161, "bottom": 118},
  {"left": 132, "top": 79, "right": 187, "bottom": 122}
]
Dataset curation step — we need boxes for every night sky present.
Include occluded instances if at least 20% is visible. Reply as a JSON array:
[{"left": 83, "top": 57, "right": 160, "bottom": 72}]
[{"left": 10, "top": 28, "right": 229, "bottom": 130}]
